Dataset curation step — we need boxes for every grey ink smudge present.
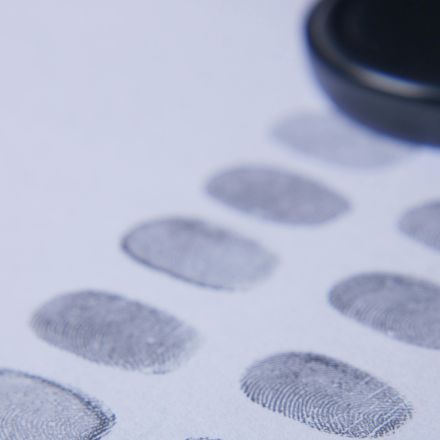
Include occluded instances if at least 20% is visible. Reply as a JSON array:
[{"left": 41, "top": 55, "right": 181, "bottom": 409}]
[
  {"left": 206, "top": 166, "right": 349, "bottom": 225},
  {"left": 0, "top": 369, "right": 115, "bottom": 440},
  {"left": 399, "top": 201, "right": 440, "bottom": 252},
  {"left": 31, "top": 291, "right": 199, "bottom": 373},
  {"left": 273, "top": 113, "right": 413, "bottom": 168},
  {"left": 186, "top": 438, "right": 221, "bottom": 440},
  {"left": 330, "top": 272, "right": 440, "bottom": 349},
  {"left": 241, "top": 352, "right": 412, "bottom": 438},
  {"left": 122, "top": 217, "right": 277, "bottom": 290}
]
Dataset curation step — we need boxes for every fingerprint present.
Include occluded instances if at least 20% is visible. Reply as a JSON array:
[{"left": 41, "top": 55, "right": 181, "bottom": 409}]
[
  {"left": 31, "top": 291, "right": 200, "bottom": 373},
  {"left": 206, "top": 166, "right": 349, "bottom": 225},
  {"left": 241, "top": 352, "right": 411, "bottom": 438},
  {"left": 122, "top": 217, "right": 277, "bottom": 290},
  {"left": 399, "top": 201, "right": 440, "bottom": 252},
  {"left": 273, "top": 113, "right": 412, "bottom": 168},
  {"left": 185, "top": 438, "right": 221, "bottom": 440},
  {"left": 330, "top": 272, "right": 440, "bottom": 349},
  {"left": 0, "top": 369, "right": 115, "bottom": 440}
]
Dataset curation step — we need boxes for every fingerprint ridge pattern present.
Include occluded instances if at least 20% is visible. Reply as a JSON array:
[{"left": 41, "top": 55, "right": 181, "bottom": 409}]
[
  {"left": 330, "top": 272, "right": 440, "bottom": 349},
  {"left": 122, "top": 217, "right": 277, "bottom": 290},
  {"left": 185, "top": 437, "right": 221, "bottom": 440},
  {"left": 31, "top": 290, "right": 200, "bottom": 373},
  {"left": 206, "top": 166, "right": 350, "bottom": 225},
  {"left": 241, "top": 352, "right": 412, "bottom": 438},
  {"left": 0, "top": 369, "right": 115, "bottom": 440}
]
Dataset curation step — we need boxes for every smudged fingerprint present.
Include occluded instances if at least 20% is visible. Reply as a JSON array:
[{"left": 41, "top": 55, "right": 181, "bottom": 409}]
[
  {"left": 122, "top": 217, "right": 277, "bottom": 290},
  {"left": 0, "top": 369, "right": 115, "bottom": 440},
  {"left": 206, "top": 166, "right": 349, "bottom": 225},
  {"left": 31, "top": 291, "right": 199, "bottom": 373},
  {"left": 273, "top": 113, "right": 413, "bottom": 168},
  {"left": 399, "top": 201, "right": 440, "bottom": 252},
  {"left": 330, "top": 272, "right": 440, "bottom": 349},
  {"left": 241, "top": 352, "right": 412, "bottom": 438}
]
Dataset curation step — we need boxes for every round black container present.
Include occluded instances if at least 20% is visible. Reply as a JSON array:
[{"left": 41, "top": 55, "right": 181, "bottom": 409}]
[{"left": 306, "top": 0, "right": 440, "bottom": 145}]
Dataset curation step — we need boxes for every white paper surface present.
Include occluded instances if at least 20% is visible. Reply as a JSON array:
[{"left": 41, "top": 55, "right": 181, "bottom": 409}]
[{"left": 1, "top": 0, "right": 439, "bottom": 439}]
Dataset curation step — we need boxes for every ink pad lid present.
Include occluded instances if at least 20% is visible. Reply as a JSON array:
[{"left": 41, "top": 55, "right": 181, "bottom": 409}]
[{"left": 306, "top": 0, "right": 440, "bottom": 145}]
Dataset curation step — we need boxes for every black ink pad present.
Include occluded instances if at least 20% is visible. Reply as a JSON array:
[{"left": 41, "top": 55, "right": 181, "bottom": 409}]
[{"left": 306, "top": 0, "right": 440, "bottom": 145}]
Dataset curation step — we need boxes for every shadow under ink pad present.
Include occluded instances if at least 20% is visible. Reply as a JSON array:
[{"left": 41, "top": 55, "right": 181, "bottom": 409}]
[{"left": 306, "top": 0, "right": 440, "bottom": 145}]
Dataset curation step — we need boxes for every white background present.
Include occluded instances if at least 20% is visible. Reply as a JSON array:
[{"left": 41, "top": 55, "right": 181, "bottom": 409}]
[{"left": 1, "top": 0, "right": 439, "bottom": 438}]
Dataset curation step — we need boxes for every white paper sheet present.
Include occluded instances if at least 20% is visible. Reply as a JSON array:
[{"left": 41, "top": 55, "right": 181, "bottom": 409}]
[{"left": 1, "top": 0, "right": 439, "bottom": 439}]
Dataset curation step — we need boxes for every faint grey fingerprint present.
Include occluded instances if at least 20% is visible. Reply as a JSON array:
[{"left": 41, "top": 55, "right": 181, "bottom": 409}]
[
  {"left": 399, "top": 201, "right": 440, "bottom": 252},
  {"left": 273, "top": 113, "right": 413, "bottom": 168},
  {"left": 31, "top": 291, "right": 199, "bottom": 373},
  {"left": 206, "top": 166, "right": 349, "bottom": 225},
  {"left": 241, "top": 352, "right": 411, "bottom": 438},
  {"left": 0, "top": 369, "right": 115, "bottom": 440},
  {"left": 122, "top": 217, "right": 277, "bottom": 290},
  {"left": 330, "top": 272, "right": 440, "bottom": 349}
]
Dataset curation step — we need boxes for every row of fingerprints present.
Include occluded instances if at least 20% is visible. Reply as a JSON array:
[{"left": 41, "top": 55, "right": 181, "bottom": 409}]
[
  {"left": 122, "top": 166, "right": 439, "bottom": 291},
  {"left": 20, "top": 269, "right": 434, "bottom": 438},
  {"left": 0, "top": 352, "right": 412, "bottom": 439},
  {"left": 3, "top": 118, "right": 439, "bottom": 439}
]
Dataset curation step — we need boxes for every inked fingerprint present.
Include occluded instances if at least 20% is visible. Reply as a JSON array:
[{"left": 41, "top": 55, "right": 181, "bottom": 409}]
[
  {"left": 31, "top": 291, "right": 199, "bottom": 373},
  {"left": 330, "top": 272, "right": 440, "bottom": 349},
  {"left": 399, "top": 201, "right": 440, "bottom": 252},
  {"left": 122, "top": 217, "right": 277, "bottom": 290},
  {"left": 206, "top": 166, "right": 349, "bottom": 225},
  {"left": 273, "top": 113, "right": 413, "bottom": 168},
  {"left": 241, "top": 352, "right": 411, "bottom": 438},
  {"left": 0, "top": 369, "right": 115, "bottom": 440}
]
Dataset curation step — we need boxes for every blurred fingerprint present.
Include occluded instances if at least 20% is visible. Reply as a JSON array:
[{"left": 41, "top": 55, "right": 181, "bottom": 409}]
[
  {"left": 273, "top": 113, "right": 413, "bottom": 168},
  {"left": 123, "top": 217, "right": 277, "bottom": 290},
  {"left": 399, "top": 201, "right": 440, "bottom": 252},
  {"left": 207, "top": 166, "right": 349, "bottom": 225},
  {"left": 32, "top": 291, "right": 199, "bottom": 373}
]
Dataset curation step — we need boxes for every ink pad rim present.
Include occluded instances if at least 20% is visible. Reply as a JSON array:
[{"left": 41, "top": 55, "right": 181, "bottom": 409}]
[{"left": 305, "top": 0, "right": 440, "bottom": 145}]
